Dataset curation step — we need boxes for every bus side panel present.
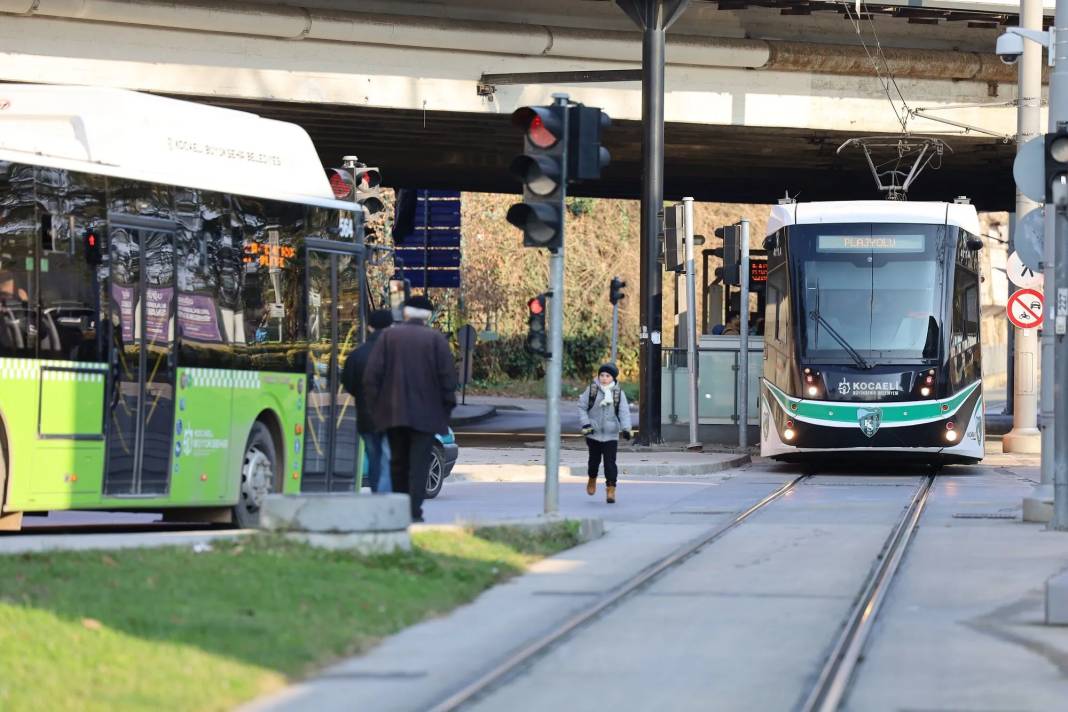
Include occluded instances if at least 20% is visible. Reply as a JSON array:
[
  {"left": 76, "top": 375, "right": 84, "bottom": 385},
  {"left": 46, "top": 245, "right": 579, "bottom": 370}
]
[
  {"left": 168, "top": 367, "right": 235, "bottom": 505},
  {"left": 229, "top": 370, "right": 306, "bottom": 497},
  {"left": 1, "top": 358, "right": 110, "bottom": 511}
]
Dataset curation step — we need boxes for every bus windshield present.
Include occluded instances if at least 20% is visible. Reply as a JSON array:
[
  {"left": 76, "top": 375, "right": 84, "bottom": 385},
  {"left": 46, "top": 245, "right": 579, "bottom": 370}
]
[{"left": 791, "top": 223, "right": 945, "bottom": 365}]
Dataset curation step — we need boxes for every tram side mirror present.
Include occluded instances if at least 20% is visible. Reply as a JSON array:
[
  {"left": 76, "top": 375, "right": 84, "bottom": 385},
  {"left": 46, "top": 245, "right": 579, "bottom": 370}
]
[
  {"left": 966, "top": 236, "right": 984, "bottom": 251},
  {"left": 763, "top": 234, "right": 779, "bottom": 250}
]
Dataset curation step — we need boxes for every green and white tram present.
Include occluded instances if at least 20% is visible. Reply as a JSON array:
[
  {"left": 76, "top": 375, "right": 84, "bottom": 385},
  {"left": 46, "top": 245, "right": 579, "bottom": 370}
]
[
  {"left": 760, "top": 199, "right": 985, "bottom": 466},
  {"left": 0, "top": 85, "right": 369, "bottom": 529}
]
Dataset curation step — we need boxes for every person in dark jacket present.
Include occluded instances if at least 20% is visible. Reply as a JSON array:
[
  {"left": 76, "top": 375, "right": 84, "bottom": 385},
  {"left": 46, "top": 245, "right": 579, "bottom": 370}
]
[
  {"left": 341, "top": 308, "right": 394, "bottom": 493},
  {"left": 362, "top": 294, "right": 456, "bottom": 521}
]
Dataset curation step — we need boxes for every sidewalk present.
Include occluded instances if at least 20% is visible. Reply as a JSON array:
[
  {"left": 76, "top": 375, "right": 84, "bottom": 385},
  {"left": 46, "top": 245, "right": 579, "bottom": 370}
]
[{"left": 451, "top": 446, "right": 750, "bottom": 481}]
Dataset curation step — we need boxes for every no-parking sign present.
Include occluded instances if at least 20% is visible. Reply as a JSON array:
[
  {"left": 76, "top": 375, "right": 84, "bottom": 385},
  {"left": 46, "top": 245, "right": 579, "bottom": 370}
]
[{"left": 1007, "top": 288, "right": 1044, "bottom": 329}]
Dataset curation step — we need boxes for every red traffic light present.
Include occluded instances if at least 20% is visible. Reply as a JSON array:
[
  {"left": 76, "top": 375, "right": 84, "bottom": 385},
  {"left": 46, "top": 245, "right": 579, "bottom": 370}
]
[
  {"left": 512, "top": 107, "right": 563, "bottom": 149},
  {"left": 327, "top": 169, "right": 354, "bottom": 199},
  {"left": 527, "top": 295, "right": 545, "bottom": 315}
]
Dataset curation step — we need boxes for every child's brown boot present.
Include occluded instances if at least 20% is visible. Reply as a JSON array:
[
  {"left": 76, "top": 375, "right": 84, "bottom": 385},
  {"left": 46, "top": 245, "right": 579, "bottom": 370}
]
[
  {"left": 586, "top": 477, "right": 597, "bottom": 496},
  {"left": 606, "top": 485, "right": 616, "bottom": 504}
]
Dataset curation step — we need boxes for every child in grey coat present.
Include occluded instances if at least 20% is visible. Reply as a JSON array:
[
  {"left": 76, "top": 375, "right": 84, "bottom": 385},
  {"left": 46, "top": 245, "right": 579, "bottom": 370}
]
[{"left": 578, "top": 363, "right": 633, "bottom": 503}]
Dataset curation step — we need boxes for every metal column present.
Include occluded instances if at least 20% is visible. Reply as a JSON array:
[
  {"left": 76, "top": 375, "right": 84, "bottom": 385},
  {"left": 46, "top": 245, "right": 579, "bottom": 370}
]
[
  {"left": 543, "top": 93, "right": 570, "bottom": 517},
  {"left": 1052, "top": 0, "right": 1068, "bottom": 530},
  {"left": 738, "top": 219, "right": 751, "bottom": 449},
  {"left": 617, "top": 0, "right": 689, "bottom": 445},
  {"left": 1005, "top": 0, "right": 1043, "bottom": 455},
  {"left": 682, "top": 197, "right": 701, "bottom": 450}
]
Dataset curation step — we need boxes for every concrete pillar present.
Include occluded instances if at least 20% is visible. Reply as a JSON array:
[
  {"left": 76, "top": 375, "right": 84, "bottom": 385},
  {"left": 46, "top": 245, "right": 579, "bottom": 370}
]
[{"left": 1005, "top": 0, "right": 1043, "bottom": 455}]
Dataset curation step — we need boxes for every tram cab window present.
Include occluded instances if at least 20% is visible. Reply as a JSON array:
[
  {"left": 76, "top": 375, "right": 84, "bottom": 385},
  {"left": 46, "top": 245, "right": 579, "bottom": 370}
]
[
  {"left": 0, "top": 162, "right": 36, "bottom": 357},
  {"left": 952, "top": 267, "right": 980, "bottom": 349}
]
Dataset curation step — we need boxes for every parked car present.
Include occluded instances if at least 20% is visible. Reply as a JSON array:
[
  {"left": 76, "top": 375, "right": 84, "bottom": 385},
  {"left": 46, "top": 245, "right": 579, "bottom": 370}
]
[{"left": 427, "top": 428, "right": 459, "bottom": 499}]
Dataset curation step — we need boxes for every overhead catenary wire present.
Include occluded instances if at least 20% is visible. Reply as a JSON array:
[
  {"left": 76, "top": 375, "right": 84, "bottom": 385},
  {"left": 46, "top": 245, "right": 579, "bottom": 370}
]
[{"left": 836, "top": 1, "right": 911, "bottom": 133}]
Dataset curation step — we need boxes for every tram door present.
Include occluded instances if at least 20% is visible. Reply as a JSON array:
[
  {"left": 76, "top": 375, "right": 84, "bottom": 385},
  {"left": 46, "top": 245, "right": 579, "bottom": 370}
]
[
  {"left": 302, "top": 240, "right": 362, "bottom": 492},
  {"left": 103, "top": 216, "right": 176, "bottom": 495}
]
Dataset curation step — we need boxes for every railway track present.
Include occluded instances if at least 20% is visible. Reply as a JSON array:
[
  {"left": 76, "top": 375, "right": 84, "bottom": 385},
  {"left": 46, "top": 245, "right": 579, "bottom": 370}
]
[{"left": 428, "top": 473, "right": 935, "bottom": 712}]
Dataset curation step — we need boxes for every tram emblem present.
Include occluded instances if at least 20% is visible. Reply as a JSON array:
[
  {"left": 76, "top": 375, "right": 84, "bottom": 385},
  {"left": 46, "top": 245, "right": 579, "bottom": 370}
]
[
  {"left": 857, "top": 408, "right": 882, "bottom": 438},
  {"left": 837, "top": 380, "right": 851, "bottom": 396}
]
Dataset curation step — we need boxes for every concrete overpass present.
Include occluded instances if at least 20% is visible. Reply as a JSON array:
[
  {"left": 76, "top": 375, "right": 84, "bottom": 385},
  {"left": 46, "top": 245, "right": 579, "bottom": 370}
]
[{"left": 0, "top": 0, "right": 1049, "bottom": 208}]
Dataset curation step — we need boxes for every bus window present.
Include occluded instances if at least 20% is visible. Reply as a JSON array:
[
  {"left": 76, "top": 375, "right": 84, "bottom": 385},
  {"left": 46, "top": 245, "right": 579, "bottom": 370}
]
[
  {"left": 0, "top": 162, "right": 36, "bottom": 357},
  {"left": 33, "top": 168, "right": 107, "bottom": 362},
  {"left": 176, "top": 190, "right": 230, "bottom": 367},
  {"left": 233, "top": 197, "right": 306, "bottom": 372}
]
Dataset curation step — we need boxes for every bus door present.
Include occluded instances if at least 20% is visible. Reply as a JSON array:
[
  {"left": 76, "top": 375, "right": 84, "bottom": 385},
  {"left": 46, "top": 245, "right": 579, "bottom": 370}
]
[
  {"left": 302, "top": 239, "right": 362, "bottom": 492},
  {"left": 103, "top": 215, "right": 176, "bottom": 496}
]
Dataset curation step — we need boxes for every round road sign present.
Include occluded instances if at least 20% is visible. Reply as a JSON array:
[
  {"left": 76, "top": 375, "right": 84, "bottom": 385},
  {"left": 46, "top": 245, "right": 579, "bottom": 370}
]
[
  {"left": 1007, "top": 251, "right": 1044, "bottom": 289},
  {"left": 1007, "top": 288, "right": 1044, "bottom": 329},
  {"left": 1014, "top": 207, "right": 1045, "bottom": 273},
  {"left": 1014, "top": 136, "right": 1047, "bottom": 204}
]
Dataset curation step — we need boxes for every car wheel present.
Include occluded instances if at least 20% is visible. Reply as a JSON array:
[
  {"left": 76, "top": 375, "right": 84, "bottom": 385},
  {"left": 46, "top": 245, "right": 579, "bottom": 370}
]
[
  {"left": 233, "top": 421, "right": 279, "bottom": 528},
  {"left": 425, "top": 444, "right": 445, "bottom": 499}
]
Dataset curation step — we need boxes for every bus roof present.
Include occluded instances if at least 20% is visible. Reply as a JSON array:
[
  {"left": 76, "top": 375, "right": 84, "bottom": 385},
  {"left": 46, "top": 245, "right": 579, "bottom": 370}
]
[
  {"left": 766, "top": 200, "right": 981, "bottom": 237},
  {"left": 0, "top": 84, "right": 355, "bottom": 211}
]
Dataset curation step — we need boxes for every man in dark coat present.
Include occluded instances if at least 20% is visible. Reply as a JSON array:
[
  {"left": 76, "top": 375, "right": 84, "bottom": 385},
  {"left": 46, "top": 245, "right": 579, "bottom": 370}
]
[
  {"left": 363, "top": 294, "right": 456, "bottom": 521},
  {"left": 341, "top": 308, "right": 394, "bottom": 493}
]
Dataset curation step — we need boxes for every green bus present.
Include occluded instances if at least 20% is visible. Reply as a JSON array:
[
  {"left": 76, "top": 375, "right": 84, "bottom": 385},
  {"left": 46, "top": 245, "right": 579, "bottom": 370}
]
[{"left": 0, "top": 85, "right": 370, "bottom": 529}]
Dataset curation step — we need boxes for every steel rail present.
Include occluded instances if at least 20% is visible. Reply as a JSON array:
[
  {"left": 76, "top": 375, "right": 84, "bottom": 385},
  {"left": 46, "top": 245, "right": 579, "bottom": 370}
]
[
  {"left": 797, "top": 474, "right": 935, "bottom": 712},
  {"left": 427, "top": 474, "right": 806, "bottom": 712}
]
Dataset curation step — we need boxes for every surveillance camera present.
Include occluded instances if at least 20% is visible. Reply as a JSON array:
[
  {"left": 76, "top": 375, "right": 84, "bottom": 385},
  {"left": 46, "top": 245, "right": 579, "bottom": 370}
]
[{"left": 996, "top": 32, "right": 1024, "bottom": 64}]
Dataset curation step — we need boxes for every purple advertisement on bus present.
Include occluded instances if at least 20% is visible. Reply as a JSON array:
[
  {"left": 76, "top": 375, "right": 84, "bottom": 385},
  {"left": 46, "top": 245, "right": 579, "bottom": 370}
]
[
  {"left": 111, "top": 283, "right": 136, "bottom": 343},
  {"left": 145, "top": 286, "right": 173, "bottom": 344},
  {"left": 177, "top": 292, "right": 222, "bottom": 343}
]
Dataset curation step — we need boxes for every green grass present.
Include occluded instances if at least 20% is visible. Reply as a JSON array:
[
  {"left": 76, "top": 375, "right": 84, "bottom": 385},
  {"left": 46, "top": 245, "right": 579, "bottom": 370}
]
[{"left": 0, "top": 523, "right": 581, "bottom": 712}]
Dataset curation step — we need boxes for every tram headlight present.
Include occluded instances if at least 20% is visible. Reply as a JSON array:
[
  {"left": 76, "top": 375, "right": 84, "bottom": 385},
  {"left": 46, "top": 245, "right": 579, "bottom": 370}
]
[
  {"left": 802, "top": 368, "right": 822, "bottom": 398},
  {"left": 945, "top": 421, "right": 957, "bottom": 442},
  {"left": 807, "top": 386, "right": 819, "bottom": 397},
  {"left": 920, "top": 387, "right": 931, "bottom": 397},
  {"left": 784, "top": 419, "right": 796, "bottom": 441},
  {"left": 916, "top": 368, "right": 937, "bottom": 398}
]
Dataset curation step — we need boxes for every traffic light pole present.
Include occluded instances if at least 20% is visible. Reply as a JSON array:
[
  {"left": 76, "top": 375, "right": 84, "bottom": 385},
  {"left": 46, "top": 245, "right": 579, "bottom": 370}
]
[
  {"left": 738, "top": 219, "right": 750, "bottom": 449},
  {"left": 682, "top": 197, "right": 700, "bottom": 450},
  {"left": 611, "top": 299, "right": 620, "bottom": 363},
  {"left": 543, "top": 93, "right": 570, "bottom": 517},
  {"left": 1052, "top": 0, "right": 1068, "bottom": 530}
]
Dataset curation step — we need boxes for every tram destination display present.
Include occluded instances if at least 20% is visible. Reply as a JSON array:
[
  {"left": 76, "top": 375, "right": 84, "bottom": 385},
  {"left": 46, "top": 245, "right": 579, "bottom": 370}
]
[{"left": 817, "top": 234, "right": 925, "bottom": 253}]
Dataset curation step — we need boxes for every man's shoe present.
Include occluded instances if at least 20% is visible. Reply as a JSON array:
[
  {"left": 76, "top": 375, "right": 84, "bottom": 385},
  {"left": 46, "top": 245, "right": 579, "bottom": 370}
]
[
  {"left": 606, "top": 485, "right": 616, "bottom": 504},
  {"left": 586, "top": 477, "right": 597, "bottom": 496}
]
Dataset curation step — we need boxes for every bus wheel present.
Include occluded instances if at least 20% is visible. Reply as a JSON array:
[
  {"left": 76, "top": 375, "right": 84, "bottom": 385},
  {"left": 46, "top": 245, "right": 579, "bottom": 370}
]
[{"left": 234, "top": 422, "right": 278, "bottom": 529}]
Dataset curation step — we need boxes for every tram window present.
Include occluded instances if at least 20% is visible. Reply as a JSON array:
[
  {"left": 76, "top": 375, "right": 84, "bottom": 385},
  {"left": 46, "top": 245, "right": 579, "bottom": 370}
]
[
  {"left": 33, "top": 168, "right": 107, "bottom": 362},
  {"left": 964, "top": 284, "right": 979, "bottom": 339},
  {"left": 109, "top": 179, "right": 175, "bottom": 220},
  {"left": 0, "top": 162, "right": 36, "bottom": 358},
  {"left": 952, "top": 267, "right": 979, "bottom": 348}
]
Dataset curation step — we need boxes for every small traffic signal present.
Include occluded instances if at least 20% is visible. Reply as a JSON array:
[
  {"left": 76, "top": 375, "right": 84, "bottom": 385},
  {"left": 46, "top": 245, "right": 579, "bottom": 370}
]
[
  {"left": 609, "top": 277, "right": 626, "bottom": 305},
  {"left": 569, "top": 105, "right": 611, "bottom": 181},
  {"left": 663, "top": 204, "right": 684, "bottom": 272},
  {"left": 83, "top": 227, "right": 103, "bottom": 266},
  {"left": 328, "top": 161, "right": 385, "bottom": 217},
  {"left": 508, "top": 105, "right": 568, "bottom": 250},
  {"left": 714, "top": 224, "right": 742, "bottom": 286},
  {"left": 1046, "top": 127, "right": 1068, "bottom": 205},
  {"left": 526, "top": 293, "right": 550, "bottom": 357}
]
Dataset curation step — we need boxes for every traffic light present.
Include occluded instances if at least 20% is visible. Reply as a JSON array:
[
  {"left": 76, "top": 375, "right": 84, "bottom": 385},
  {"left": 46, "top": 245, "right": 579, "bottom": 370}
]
[
  {"left": 1046, "top": 127, "right": 1068, "bottom": 205},
  {"left": 327, "top": 163, "right": 385, "bottom": 217},
  {"left": 83, "top": 227, "right": 103, "bottom": 266},
  {"left": 609, "top": 277, "right": 626, "bottom": 305},
  {"left": 714, "top": 224, "right": 742, "bottom": 286},
  {"left": 569, "top": 105, "right": 611, "bottom": 181},
  {"left": 663, "top": 203, "right": 684, "bottom": 272},
  {"left": 526, "top": 293, "right": 549, "bottom": 357},
  {"left": 508, "top": 105, "right": 568, "bottom": 250}
]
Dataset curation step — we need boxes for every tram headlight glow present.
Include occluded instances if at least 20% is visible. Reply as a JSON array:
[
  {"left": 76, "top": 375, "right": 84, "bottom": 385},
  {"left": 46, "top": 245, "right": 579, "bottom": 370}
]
[
  {"left": 920, "top": 387, "right": 931, "bottom": 397},
  {"left": 945, "top": 429, "right": 958, "bottom": 442},
  {"left": 784, "top": 428, "right": 796, "bottom": 441},
  {"left": 807, "top": 386, "right": 818, "bottom": 397}
]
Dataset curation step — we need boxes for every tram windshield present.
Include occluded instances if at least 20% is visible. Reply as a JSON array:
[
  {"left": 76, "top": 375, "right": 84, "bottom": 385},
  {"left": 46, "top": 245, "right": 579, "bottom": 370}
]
[{"left": 791, "top": 223, "right": 945, "bottom": 366}]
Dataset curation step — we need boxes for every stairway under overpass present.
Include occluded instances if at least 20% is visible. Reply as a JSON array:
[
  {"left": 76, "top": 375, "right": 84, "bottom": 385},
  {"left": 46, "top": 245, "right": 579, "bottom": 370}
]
[{"left": 201, "top": 95, "right": 1015, "bottom": 209}]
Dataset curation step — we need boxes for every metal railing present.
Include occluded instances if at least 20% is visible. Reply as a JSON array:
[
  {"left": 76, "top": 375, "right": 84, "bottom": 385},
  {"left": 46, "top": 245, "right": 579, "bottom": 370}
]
[{"left": 661, "top": 340, "right": 764, "bottom": 425}]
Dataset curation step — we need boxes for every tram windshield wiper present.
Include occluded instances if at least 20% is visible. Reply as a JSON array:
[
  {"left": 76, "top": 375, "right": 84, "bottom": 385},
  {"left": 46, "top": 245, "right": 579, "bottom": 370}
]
[{"left": 808, "top": 309, "right": 871, "bottom": 370}]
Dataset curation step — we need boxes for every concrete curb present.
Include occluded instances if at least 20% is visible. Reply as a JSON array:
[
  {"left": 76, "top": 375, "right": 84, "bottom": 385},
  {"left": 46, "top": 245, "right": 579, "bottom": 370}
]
[
  {"left": 449, "top": 404, "right": 498, "bottom": 426},
  {"left": 412, "top": 516, "right": 605, "bottom": 544},
  {"left": 0, "top": 530, "right": 254, "bottom": 555}
]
